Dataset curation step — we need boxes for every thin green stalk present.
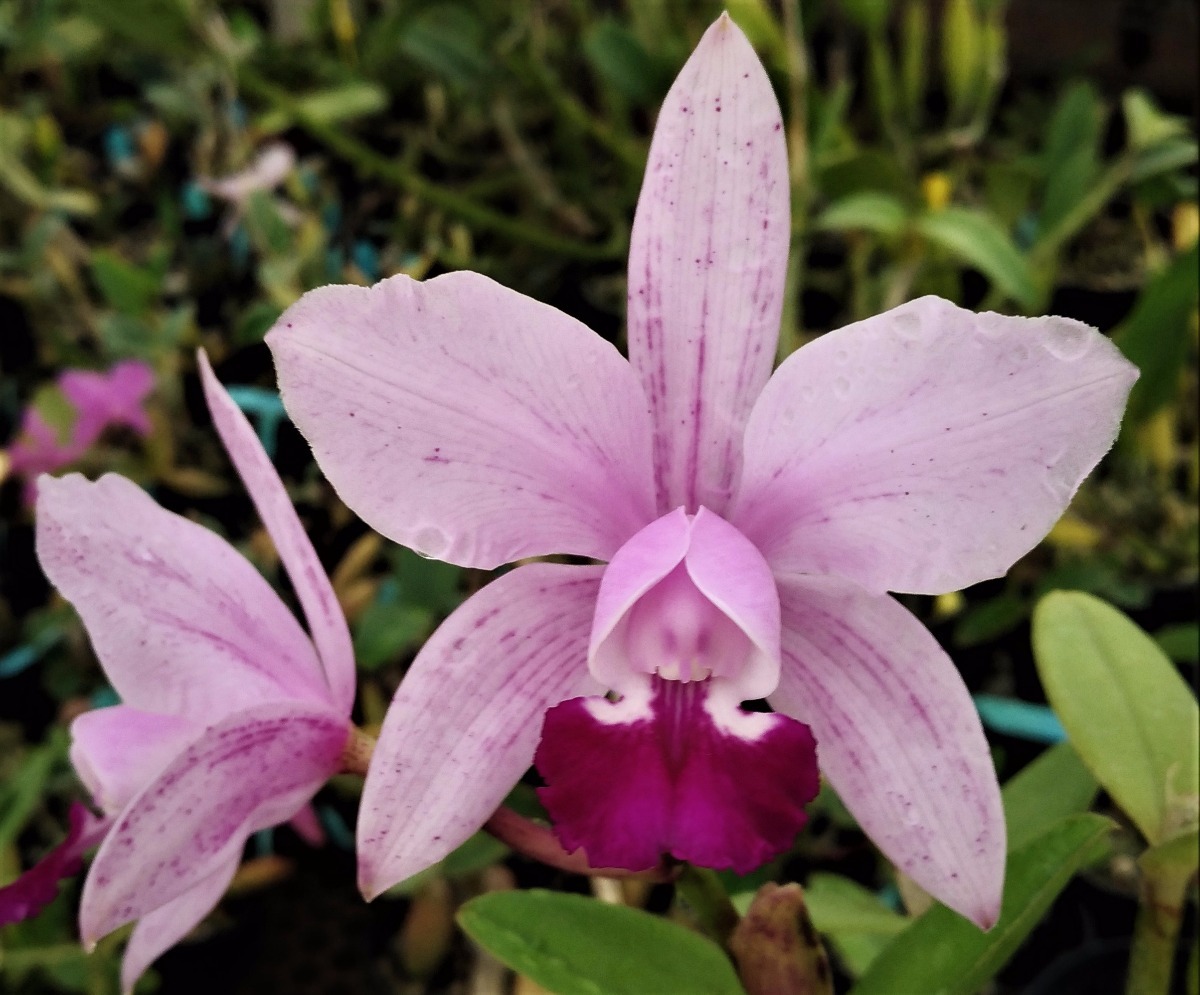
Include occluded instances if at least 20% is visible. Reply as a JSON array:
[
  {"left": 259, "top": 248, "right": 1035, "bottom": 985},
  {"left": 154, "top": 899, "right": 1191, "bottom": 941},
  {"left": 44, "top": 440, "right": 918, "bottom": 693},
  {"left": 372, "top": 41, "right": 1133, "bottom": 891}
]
[
  {"left": 779, "top": 0, "right": 811, "bottom": 360},
  {"left": 237, "top": 68, "right": 624, "bottom": 262},
  {"left": 676, "top": 865, "right": 740, "bottom": 950},
  {"left": 1126, "top": 861, "right": 1190, "bottom": 995}
]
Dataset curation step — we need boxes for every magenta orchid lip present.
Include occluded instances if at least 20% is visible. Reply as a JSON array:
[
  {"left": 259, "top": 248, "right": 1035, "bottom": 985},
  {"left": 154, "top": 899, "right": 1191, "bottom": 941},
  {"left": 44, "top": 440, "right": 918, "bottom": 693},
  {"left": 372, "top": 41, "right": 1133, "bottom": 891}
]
[{"left": 266, "top": 12, "right": 1136, "bottom": 931}]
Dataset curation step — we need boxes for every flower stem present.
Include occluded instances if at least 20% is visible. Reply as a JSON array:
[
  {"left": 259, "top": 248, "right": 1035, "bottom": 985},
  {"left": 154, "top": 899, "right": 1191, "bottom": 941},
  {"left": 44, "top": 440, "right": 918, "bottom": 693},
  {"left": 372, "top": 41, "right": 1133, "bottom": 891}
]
[
  {"left": 483, "top": 807, "right": 678, "bottom": 883},
  {"left": 675, "top": 865, "right": 741, "bottom": 950},
  {"left": 1126, "top": 861, "right": 1190, "bottom": 995}
]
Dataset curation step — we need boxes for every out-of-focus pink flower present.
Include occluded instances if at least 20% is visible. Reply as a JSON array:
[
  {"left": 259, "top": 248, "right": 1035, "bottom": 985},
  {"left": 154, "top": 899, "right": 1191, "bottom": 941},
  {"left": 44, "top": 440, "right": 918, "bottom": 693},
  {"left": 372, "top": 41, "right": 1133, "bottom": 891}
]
[
  {"left": 267, "top": 16, "right": 1137, "bottom": 928},
  {"left": 0, "top": 352, "right": 355, "bottom": 992},
  {"left": 6, "top": 360, "right": 155, "bottom": 503},
  {"left": 198, "top": 142, "right": 296, "bottom": 206}
]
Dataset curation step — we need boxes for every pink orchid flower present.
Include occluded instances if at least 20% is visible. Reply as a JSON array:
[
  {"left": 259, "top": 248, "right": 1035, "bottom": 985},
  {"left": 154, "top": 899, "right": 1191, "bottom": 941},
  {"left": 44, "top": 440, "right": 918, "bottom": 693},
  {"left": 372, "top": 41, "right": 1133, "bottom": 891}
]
[
  {"left": 6, "top": 359, "right": 155, "bottom": 504},
  {"left": 267, "top": 16, "right": 1136, "bottom": 927},
  {"left": 0, "top": 352, "right": 355, "bottom": 991}
]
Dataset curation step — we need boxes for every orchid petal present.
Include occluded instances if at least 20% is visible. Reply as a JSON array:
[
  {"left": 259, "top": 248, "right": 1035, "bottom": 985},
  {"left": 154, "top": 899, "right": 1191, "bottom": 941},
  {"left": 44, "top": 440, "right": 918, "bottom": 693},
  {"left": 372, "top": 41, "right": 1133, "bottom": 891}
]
[
  {"left": 733, "top": 297, "right": 1139, "bottom": 594},
  {"left": 119, "top": 853, "right": 239, "bottom": 994},
  {"left": 770, "top": 573, "right": 1004, "bottom": 928},
  {"left": 199, "top": 351, "right": 355, "bottom": 715},
  {"left": 357, "top": 563, "right": 603, "bottom": 898},
  {"left": 70, "top": 707, "right": 200, "bottom": 814},
  {"left": 268, "top": 272, "right": 656, "bottom": 569},
  {"left": 36, "top": 474, "right": 331, "bottom": 716},
  {"left": 80, "top": 702, "right": 346, "bottom": 945},
  {"left": 627, "top": 14, "right": 789, "bottom": 515}
]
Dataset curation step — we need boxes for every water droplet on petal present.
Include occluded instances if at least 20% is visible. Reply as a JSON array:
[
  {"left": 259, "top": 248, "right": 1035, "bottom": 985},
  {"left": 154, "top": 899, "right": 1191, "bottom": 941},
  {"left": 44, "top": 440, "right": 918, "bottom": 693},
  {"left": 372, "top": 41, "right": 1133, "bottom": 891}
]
[
  {"left": 833, "top": 376, "right": 851, "bottom": 399},
  {"left": 894, "top": 311, "right": 922, "bottom": 341},
  {"left": 412, "top": 526, "right": 448, "bottom": 560},
  {"left": 1042, "top": 318, "right": 1092, "bottom": 361}
]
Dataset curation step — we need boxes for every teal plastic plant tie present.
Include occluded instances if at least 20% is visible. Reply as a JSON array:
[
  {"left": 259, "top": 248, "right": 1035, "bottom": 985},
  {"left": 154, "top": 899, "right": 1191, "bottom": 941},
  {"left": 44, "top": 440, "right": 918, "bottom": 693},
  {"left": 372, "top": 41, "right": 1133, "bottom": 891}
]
[
  {"left": 225, "top": 385, "right": 287, "bottom": 459},
  {"left": 0, "top": 629, "right": 63, "bottom": 679},
  {"left": 318, "top": 805, "right": 355, "bottom": 851},
  {"left": 973, "top": 694, "right": 1067, "bottom": 744}
]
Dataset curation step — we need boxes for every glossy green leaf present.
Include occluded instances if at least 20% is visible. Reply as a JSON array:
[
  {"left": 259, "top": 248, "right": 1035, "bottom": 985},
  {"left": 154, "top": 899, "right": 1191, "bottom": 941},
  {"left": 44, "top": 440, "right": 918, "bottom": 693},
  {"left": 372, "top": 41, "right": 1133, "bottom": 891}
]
[
  {"left": 1115, "top": 243, "right": 1200, "bottom": 425},
  {"left": 805, "top": 873, "right": 907, "bottom": 977},
  {"left": 1123, "top": 89, "right": 1192, "bottom": 151},
  {"left": 1002, "top": 742, "right": 1099, "bottom": 851},
  {"left": 258, "top": 82, "right": 387, "bottom": 132},
  {"left": 1155, "top": 623, "right": 1200, "bottom": 665},
  {"left": 458, "top": 890, "right": 744, "bottom": 995},
  {"left": 917, "top": 207, "right": 1036, "bottom": 307},
  {"left": 851, "top": 814, "right": 1113, "bottom": 995},
  {"left": 815, "top": 192, "right": 909, "bottom": 238},
  {"left": 1033, "top": 591, "right": 1200, "bottom": 845}
]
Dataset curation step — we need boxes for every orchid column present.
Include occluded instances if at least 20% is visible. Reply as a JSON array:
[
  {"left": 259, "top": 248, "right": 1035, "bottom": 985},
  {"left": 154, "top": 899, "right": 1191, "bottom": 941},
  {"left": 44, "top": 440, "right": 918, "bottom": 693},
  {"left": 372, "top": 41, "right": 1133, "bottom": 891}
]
[{"left": 268, "top": 14, "right": 1136, "bottom": 929}]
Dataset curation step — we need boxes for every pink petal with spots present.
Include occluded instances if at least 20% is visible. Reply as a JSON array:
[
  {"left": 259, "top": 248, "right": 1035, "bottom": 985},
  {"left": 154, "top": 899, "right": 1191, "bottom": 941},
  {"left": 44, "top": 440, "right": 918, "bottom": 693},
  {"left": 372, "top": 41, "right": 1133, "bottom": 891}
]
[
  {"left": 268, "top": 272, "right": 656, "bottom": 569},
  {"left": 627, "top": 14, "right": 789, "bottom": 515},
  {"left": 733, "top": 297, "right": 1139, "bottom": 594},
  {"left": 119, "top": 852, "right": 239, "bottom": 994},
  {"left": 0, "top": 803, "right": 110, "bottom": 927},
  {"left": 536, "top": 678, "right": 818, "bottom": 874},
  {"left": 357, "top": 563, "right": 603, "bottom": 898},
  {"left": 70, "top": 706, "right": 200, "bottom": 814},
  {"left": 36, "top": 473, "right": 332, "bottom": 717},
  {"left": 771, "top": 573, "right": 1004, "bottom": 928},
  {"left": 80, "top": 702, "right": 346, "bottom": 945},
  {"left": 199, "top": 351, "right": 355, "bottom": 715}
]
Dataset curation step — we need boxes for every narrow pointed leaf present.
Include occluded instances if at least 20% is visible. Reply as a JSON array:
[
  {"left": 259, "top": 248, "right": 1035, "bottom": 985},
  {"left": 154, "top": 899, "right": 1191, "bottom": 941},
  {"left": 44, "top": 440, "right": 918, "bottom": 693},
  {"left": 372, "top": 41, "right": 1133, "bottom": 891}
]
[
  {"left": 851, "top": 813, "right": 1113, "bottom": 995},
  {"left": 458, "top": 889, "right": 744, "bottom": 995},
  {"left": 916, "top": 207, "right": 1036, "bottom": 308}
]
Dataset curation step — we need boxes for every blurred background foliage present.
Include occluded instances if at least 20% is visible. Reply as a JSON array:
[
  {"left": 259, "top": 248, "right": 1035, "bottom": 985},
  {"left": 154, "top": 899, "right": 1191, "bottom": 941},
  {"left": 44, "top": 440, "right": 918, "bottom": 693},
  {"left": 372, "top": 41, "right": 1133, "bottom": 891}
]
[{"left": 0, "top": 0, "right": 1196, "bottom": 992}]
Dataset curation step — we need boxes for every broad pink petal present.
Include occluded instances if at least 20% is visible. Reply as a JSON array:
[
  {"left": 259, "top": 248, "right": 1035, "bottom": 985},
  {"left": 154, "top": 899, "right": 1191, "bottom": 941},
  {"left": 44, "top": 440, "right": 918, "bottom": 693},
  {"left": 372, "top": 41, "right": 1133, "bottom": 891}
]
[
  {"left": 267, "top": 272, "right": 656, "bottom": 569},
  {"left": 70, "top": 706, "right": 200, "bottom": 814},
  {"left": 0, "top": 803, "right": 110, "bottom": 927},
  {"left": 36, "top": 473, "right": 331, "bottom": 716},
  {"left": 537, "top": 678, "right": 817, "bottom": 874},
  {"left": 199, "top": 351, "right": 355, "bottom": 715},
  {"left": 357, "top": 563, "right": 603, "bottom": 898},
  {"left": 627, "top": 14, "right": 789, "bottom": 516},
  {"left": 770, "top": 574, "right": 1004, "bottom": 928},
  {"left": 119, "top": 853, "right": 239, "bottom": 994},
  {"left": 733, "top": 297, "right": 1139, "bottom": 594},
  {"left": 80, "top": 702, "right": 346, "bottom": 945}
]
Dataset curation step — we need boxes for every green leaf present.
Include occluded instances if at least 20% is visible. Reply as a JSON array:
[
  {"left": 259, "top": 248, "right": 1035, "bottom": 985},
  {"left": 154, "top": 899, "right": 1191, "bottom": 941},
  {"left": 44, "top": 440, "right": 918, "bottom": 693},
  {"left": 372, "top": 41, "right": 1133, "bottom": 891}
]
[
  {"left": 0, "top": 731, "right": 67, "bottom": 850},
  {"left": 1131, "top": 136, "right": 1199, "bottom": 184},
  {"left": 941, "top": 0, "right": 981, "bottom": 120},
  {"left": 1040, "top": 82, "right": 1102, "bottom": 234},
  {"left": 851, "top": 814, "right": 1113, "bottom": 995},
  {"left": 1033, "top": 591, "right": 1200, "bottom": 845},
  {"left": 457, "top": 890, "right": 744, "bottom": 995},
  {"left": 952, "top": 591, "right": 1027, "bottom": 647},
  {"left": 90, "top": 249, "right": 161, "bottom": 314},
  {"left": 1002, "top": 742, "right": 1099, "bottom": 851},
  {"left": 1114, "top": 243, "right": 1200, "bottom": 425},
  {"left": 398, "top": 6, "right": 489, "bottom": 89},
  {"left": 805, "top": 873, "right": 907, "bottom": 977},
  {"left": 840, "top": 0, "right": 893, "bottom": 34},
  {"left": 917, "top": 207, "right": 1037, "bottom": 308},
  {"left": 584, "top": 19, "right": 671, "bottom": 106},
  {"left": 258, "top": 82, "right": 387, "bottom": 132},
  {"left": 815, "top": 192, "right": 909, "bottom": 238},
  {"left": 1123, "top": 89, "right": 1192, "bottom": 151},
  {"left": 1155, "top": 623, "right": 1200, "bottom": 666}
]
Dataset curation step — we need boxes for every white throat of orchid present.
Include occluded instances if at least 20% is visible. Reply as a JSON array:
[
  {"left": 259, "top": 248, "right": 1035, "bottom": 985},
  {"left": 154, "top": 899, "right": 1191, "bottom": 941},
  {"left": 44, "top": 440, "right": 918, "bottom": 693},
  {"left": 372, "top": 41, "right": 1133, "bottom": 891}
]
[{"left": 588, "top": 506, "right": 782, "bottom": 712}]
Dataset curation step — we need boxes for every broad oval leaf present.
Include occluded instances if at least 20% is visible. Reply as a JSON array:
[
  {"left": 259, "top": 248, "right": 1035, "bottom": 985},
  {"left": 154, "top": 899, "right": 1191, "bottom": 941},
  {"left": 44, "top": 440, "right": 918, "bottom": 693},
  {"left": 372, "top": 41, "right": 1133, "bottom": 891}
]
[
  {"left": 851, "top": 813, "right": 1113, "bottom": 995},
  {"left": 916, "top": 207, "right": 1037, "bottom": 308},
  {"left": 1033, "top": 591, "right": 1200, "bottom": 845},
  {"left": 457, "top": 889, "right": 744, "bottom": 995}
]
